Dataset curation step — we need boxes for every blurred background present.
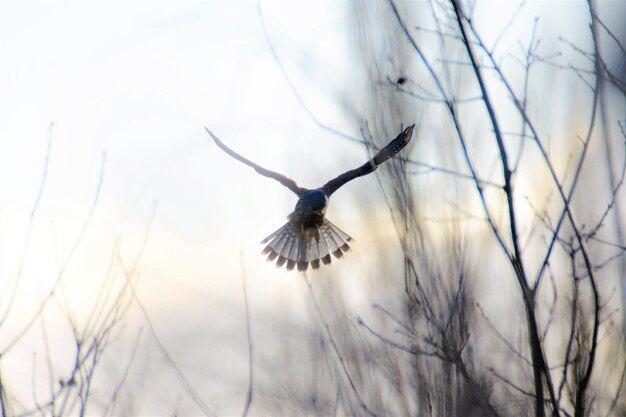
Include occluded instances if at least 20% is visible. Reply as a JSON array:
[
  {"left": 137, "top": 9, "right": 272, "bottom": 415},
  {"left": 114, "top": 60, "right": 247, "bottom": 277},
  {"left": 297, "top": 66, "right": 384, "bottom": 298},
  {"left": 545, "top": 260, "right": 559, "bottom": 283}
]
[{"left": 1, "top": 1, "right": 624, "bottom": 416}]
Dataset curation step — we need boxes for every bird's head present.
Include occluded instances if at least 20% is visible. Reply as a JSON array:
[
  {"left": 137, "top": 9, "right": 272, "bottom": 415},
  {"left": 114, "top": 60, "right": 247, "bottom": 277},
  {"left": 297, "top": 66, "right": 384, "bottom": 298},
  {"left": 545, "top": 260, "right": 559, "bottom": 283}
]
[{"left": 303, "top": 189, "right": 328, "bottom": 212}]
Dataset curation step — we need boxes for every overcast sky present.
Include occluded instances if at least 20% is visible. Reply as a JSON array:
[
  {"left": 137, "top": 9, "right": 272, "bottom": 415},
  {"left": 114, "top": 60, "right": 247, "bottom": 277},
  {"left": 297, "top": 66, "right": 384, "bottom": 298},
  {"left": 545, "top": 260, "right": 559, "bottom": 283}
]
[
  {"left": 0, "top": 2, "right": 390, "bottom": 413},
  {"left": 1, "top": 1, "right": 623, "bottom": 415}
]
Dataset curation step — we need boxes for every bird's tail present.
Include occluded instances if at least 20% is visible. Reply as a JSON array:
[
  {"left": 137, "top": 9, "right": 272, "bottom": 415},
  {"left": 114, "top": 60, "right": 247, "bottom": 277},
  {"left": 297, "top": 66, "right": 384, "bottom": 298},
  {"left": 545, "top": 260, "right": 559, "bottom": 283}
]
[{"left": 261, "top": 219, "right": 353, "bottom": 271}]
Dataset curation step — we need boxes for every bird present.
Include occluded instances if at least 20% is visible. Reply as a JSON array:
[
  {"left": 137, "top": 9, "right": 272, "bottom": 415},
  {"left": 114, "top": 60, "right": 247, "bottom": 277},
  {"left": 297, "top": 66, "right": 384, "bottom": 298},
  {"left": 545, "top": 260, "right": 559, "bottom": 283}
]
[{"left": 205, "top": 125, "right": 415, "bottom": 272}]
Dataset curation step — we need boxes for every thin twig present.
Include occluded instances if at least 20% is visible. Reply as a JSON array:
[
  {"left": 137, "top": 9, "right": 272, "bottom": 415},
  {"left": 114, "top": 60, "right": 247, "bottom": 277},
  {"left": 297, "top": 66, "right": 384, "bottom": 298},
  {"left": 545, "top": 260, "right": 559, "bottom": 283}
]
[
  {"left": 302, "top": 273, "right": 378, "bottom": 417},
  {"left": 0, "top": 122, "right": 54, "bottom": 326},
  {"left": 476, "top": 303, "right": 532, "bottom": 367},
  {"left": 120, "top": 202, "right": 215, "bottom": 417},
  {"left": 452, "top": 2, "right": 560, "bottom": 415},
  {"left": 357, "top": 317, "right": 444, "bottom": 360},
  {"left": 257, "top": 4, "right": 362, "bottom": 146},
  {"left": 240, "top": 254, "right": 254, "bottom": 417},
  {"left": 1, "top": 152, "right": 106, "bottom": 355},
  {"left": 102, "top": 329, "right": 143, "bottom": 417}
]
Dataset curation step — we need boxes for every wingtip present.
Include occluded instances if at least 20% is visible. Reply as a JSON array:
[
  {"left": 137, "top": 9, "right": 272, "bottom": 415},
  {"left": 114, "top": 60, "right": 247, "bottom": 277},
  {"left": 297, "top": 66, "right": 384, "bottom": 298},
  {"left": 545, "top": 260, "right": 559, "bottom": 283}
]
[
  {"left": 204, "top": 126, "right": 222, "bottom": 145},
  {"left": 399, "top": 124, "right": 415, "bottom": 147}
]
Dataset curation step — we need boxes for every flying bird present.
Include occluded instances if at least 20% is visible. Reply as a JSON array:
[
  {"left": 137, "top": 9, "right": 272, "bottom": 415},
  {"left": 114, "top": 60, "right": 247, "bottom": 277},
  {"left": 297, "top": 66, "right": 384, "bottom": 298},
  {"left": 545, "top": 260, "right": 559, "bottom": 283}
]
[{"left": 206, "top": 125, "right": 415, "bottom": 272}]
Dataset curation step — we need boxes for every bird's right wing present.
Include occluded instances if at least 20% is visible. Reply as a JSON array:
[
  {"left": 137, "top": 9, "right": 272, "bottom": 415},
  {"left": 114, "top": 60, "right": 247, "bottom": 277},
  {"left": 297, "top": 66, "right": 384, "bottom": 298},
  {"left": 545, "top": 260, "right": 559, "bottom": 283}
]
[
  {"left": 205, "top": 128, "right": 307, "bottom": 197},
  {"left": 322, "top": 124, "right": 415, "bottom": 196}
]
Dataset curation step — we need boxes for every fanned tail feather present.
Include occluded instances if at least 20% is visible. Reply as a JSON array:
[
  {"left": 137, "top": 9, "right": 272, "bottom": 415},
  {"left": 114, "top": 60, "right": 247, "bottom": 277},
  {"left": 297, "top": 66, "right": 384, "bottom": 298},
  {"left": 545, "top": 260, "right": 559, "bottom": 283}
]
[{"left": 261, "top": 219, "right": 353, "bottom": 271}]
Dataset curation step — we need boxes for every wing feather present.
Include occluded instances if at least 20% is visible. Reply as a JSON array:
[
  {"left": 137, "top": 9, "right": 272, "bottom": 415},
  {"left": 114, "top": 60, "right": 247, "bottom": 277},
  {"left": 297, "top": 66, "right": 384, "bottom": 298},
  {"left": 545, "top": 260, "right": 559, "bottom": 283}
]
[
  {"left": 206, "top": 128, "right": 307, "bottom": 197},
  {"left": 322, "top": 125, "right": 414, "bottom": 196}
]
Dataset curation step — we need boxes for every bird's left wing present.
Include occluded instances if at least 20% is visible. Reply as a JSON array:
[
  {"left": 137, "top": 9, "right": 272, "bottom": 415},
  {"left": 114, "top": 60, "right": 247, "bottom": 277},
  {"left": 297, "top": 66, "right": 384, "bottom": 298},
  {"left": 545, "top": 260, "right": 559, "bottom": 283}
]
[
  {"left": 206, "top": 128, "right": 307, "bottom": 197},
  {"left": 322, "top": 124, "right": 415, "bottom": 196}
]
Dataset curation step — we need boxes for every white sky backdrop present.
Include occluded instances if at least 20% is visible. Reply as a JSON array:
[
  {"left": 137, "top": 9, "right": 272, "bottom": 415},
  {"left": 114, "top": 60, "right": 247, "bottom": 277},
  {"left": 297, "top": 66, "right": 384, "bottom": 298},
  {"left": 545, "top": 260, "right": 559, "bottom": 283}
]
[
  {"left": 1, "top": 1, "right": 360, "bottom": 308},
  {"left": 0, "top": 2, "right": 392, "bottom": 414},
  {"left": 1, "top": 1, "right": 623, "bottom": 415}
]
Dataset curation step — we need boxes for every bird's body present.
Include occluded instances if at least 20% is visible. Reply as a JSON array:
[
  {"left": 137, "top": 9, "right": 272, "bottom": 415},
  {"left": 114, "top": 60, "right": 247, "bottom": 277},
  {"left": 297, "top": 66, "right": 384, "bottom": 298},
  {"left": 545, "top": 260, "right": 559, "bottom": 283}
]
[
  {"left": 261, "top": 189, "right": 351, "bottom": 271},
  {"left": 206, "top": 125, "right": 414, "bottom": 271},
  {"left": 291, "top": 189, "right": 328, "bottom": 229}
]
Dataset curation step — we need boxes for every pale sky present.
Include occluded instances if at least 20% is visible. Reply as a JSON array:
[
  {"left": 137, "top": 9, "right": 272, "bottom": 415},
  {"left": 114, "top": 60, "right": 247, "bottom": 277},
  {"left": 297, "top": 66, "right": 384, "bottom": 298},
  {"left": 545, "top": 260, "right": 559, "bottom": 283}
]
[
  {"left": 0, "top": 2, "right": 394, "bottom": 414},
  {"left": 1, "top": 1, "right": 623, "bottom": 415}
]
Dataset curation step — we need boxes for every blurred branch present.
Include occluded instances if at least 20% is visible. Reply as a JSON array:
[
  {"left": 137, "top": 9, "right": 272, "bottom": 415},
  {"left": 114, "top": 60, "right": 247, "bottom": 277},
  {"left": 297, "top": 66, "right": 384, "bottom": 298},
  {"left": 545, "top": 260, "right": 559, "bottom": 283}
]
[
  {"left": 102, "top": 329, "right": 143, "bottom": 417},
  {"left": 0, "top": 370, "right": 8, "bottom": 417},
  {"left": 258, "top": 2, "right": 503, "bottom": 190},
  {"left": 512, "top": 17, "right": 538, "bottom": 173},
  {"left": 558, "top": 245, "right": 579, "bottom": 408},
  {"left": 388, "top": 0, "right": 514, "bottom": 266},
  {"left": 246, "top": 2, "right": 621, "bottom": 416},
  {"left": 240, "top": 255, "right": 253, "bottom": 417},
  {"left": 476, "top": 303, "right": 532, "bottom": 367},
  {"left": 571, "top": 4, "right": 603, "bottom": 415},
  {"left": 302, "top": 273, "right": 378, "bottom": 417},
  {"left": 489, "top": 367, "right": 536, "bottom": 399},
  {"left": 357, "top": 316, "right": 444, "bottom": 359},
  {"left": 1, "top": 152, "right": 107, "bottom": 356},
  {"left": 490, "top": 1, "right": 526, "bottom": 53},
  {"left": 120, "top": 202, "right": 215, "bottom": 417},
  {"left": 463, "top": 9, "right": 599, "bottom": 298},
  {"left": 605, "top": 361, "right": 626, "bottom": 417},
  {"left": 0, "top": 122, "right": 54, "bottom": 327},
  {"left": 256, "top": 4, "right": 361, "bottom": 146},
  {"left": 31, "top": 122, "right": 54, "bottom": 217}
]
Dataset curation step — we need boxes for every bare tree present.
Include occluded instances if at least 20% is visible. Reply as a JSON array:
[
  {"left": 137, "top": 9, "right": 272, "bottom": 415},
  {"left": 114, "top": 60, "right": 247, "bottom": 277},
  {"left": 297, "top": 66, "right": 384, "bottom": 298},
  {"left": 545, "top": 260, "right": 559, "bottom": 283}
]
[
  {"left": 0, "top": 131, "right": 204, "bottom": 416},
  {"left": 2, "top": 2, "right": 623, "bottom": 416},
  {"left": 253, "top": 1, "right": 626, "bottom": 416}
]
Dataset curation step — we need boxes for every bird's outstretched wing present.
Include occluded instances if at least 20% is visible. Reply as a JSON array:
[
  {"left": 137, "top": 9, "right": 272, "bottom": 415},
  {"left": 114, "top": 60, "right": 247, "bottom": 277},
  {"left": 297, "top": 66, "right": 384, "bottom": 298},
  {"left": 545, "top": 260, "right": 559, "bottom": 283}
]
[
  {"left": 206, "top": 128, "right": 307, "bottom": 197},
  {"left": 322, "top": 124, "right": 415, "bottom": 196}
]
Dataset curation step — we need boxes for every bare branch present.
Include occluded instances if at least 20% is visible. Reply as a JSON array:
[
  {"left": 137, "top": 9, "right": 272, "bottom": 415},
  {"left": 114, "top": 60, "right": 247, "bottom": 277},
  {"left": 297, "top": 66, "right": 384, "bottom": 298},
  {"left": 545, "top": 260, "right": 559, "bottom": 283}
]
[{"left": 240, "top": 255, "right": 254, "bottom": 417}]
